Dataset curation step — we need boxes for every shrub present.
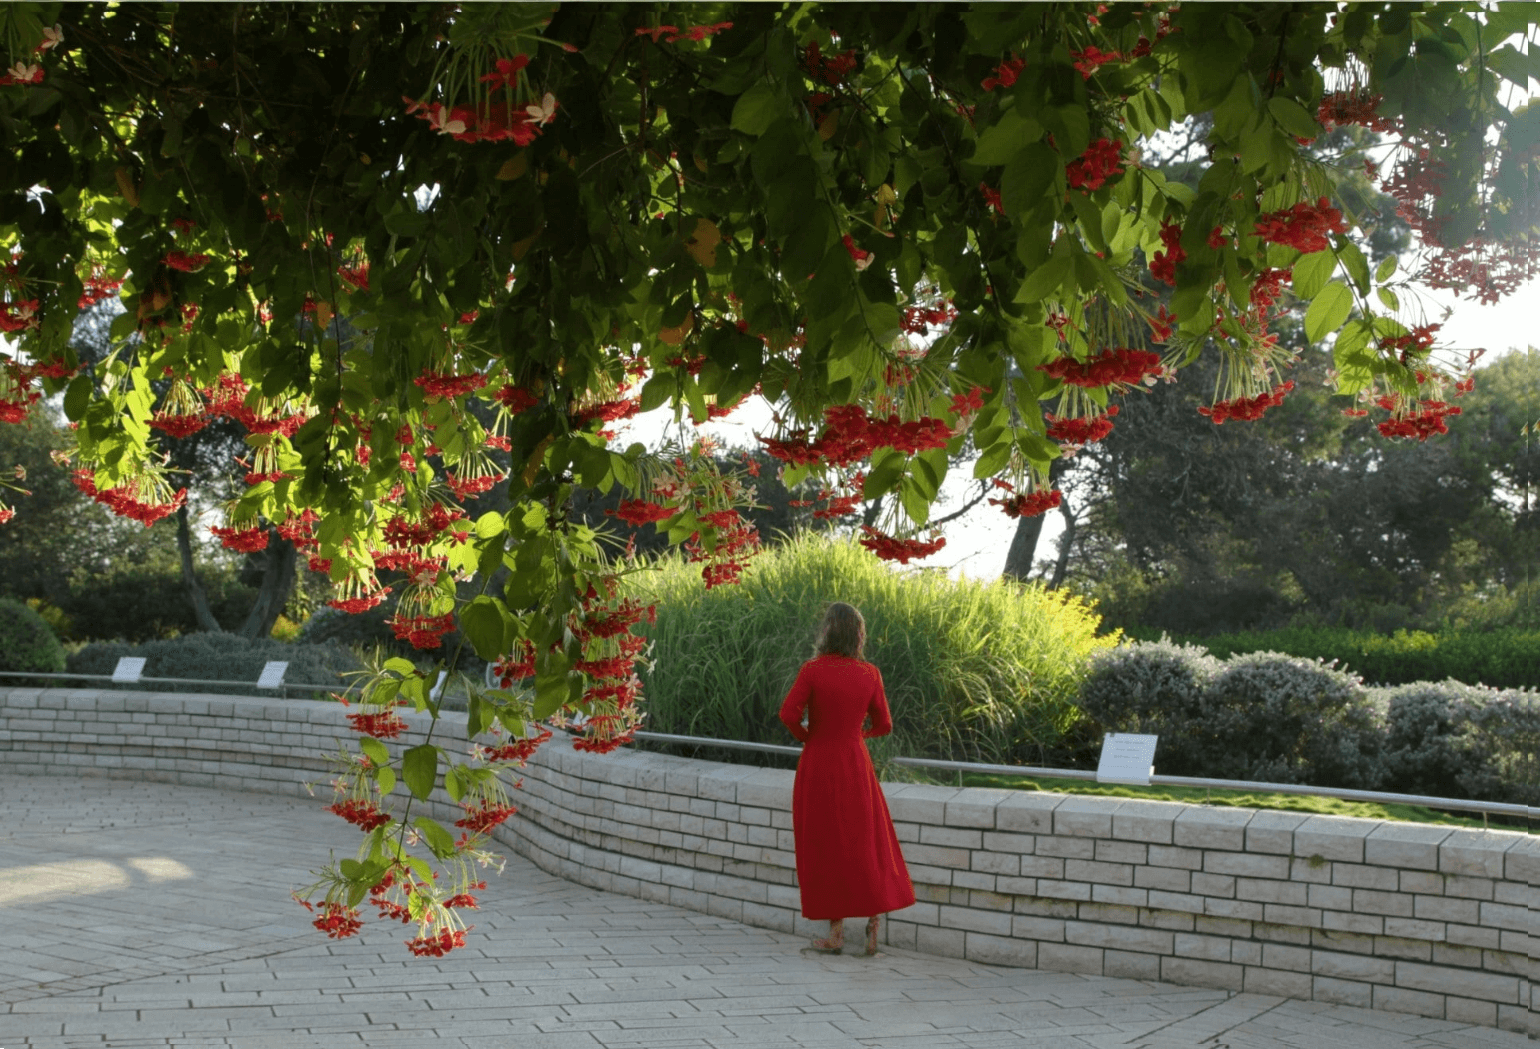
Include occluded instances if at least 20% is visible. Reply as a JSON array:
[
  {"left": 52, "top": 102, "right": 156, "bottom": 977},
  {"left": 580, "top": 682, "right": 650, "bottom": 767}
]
[
  {"left": 1457, "top": 688, "right": 1540, "bottom": 806},
  {"left": 625, "top": 535, "right": 1116, "bottom": 768},
  {"left": 67, "top": 633, "right": 364, "bottom": 695},
  {"left": 298, "top": 599, "right": 485, "bottom": 679},
  {"left": 1076, "top": 638, "right": 1222, "bottom": 776},
  {"left": 0, "top": 597, "right": 67, "bottom": 677},
  {"left": 1378, "top": 680, "right": 1492, "bottom": 799},
  {"left": 1199, "top": 653, "right": 1382, "bottom": 789},
  {"left": 50, "top": 562, "right": 257, "bottom": 642}
]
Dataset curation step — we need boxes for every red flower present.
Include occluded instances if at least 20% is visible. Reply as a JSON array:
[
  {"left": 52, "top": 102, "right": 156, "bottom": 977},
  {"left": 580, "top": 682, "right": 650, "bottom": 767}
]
[
  {"left": 1318, "top": 91, "right": 1397, "bottom": 134},
  {"left": 346, "top": 711, "right": 408, "bottom": 739},
  {"left": 1146, "top": 305, "right": 1177, "bottom": 343},
  {"left": 989, "top": 489, "right": 1062, "bottom": 518},
  {"left": 406, "top": 929, "right": 468, "bottom": 957},
  {"left": 163, "top": 251, "right": 211, "bottom": 272},
  {"left": 1254, "top": 198, "right": 1348, "bottom": 254},
  {"left": 309, "top": 902, "right": 365, "bottom": 939},
  {"left": 1198, "top": 381, "right": 1295, "bottom": 423},
  {"left": 483, "top": 727, "right": 552, "bottom": 763},
  {"left": 414, "top": 370, "right": 487, "bottom": 401},
  {"left": 0, "top": 298, "right": 40, "bottom": 333},
  {"left": 388, "top": 612, "right": 457, "bottom": 650},
  {"left": 857, "top": 526, "right": 946, "bottom": 564},
  {"left": 453, "top": 802, "right": 518, "bottom": 834},
  {"left": 842, "top": 234, "right": 872, "bottom": 271},
  {"left": 478, "top": 55, "right": 529, "bottom": 89},
  {"left": 1045, "top": 406, "right": 1119, "bottom": 446},
  {"left": 210, "top": 524, "right": 270, "bottom": 552},
  {"left": 1376, "top": 399, "right": 1462, "bottom": 440},
  {"left": 572, "top": 397, "right": 640, "bottom": 427},
  {"left": 949, "top": 385, "right": 987, "bottom": 416},
  {"left": 608, "top": 499, "right": 676, "bottom": 525},
  {"left": 338, "top": 261, "right": 370, "bottom": 292},
  {"left": 1066, "top": 139, "right": 1123, "bottom": 192},
  {"left": 982, "top": 57, "right": 1025, "bottom": 92},
  {"left": 1071, "top": 46, "right": 1121, "bottom": 79},
  {"left": 1037, "top": 348, "right": 1162, "bottom": 388},
  {"left": 978, "top": 182, "right": 1005, "bottom": 214},
  {"left": 1149, "top": 220, "right": 1186, "bottom": 285},
  {"left": 327, "top": 799, "right": 392, "bottom": 832}
]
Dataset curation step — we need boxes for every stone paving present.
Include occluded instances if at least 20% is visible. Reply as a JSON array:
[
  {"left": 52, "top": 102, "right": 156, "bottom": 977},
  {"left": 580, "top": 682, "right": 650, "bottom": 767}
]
[{"left": 0, "top": 775, "right": 1530, "bottom": 1049}]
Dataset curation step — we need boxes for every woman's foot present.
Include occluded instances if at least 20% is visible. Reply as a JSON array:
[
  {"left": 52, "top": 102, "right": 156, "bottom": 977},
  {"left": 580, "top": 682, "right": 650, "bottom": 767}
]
[
  {"left": 804, "top": 918, "right": 844, "bottom": 954},
  {"left": 861, "top": 916, "right": 880, "bottom": 957}
]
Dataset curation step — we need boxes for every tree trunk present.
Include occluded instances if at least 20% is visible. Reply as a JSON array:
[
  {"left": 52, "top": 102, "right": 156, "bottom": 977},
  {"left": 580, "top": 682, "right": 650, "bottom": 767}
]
[
  {"left": 1001, "top": 458, "right": 1067, "bottom": 582},
  {"left": 239, "top": 529, "right": 298, "bottom": 640},
  {"left": 175, "top": 504, "right": 225, "bottom": 633},
  {"left": 1001, "top": 512, "right": 1046, "bottom": 582},
  {"left": 1049, "top": 493, "right": 1078, "bottom": 590}
]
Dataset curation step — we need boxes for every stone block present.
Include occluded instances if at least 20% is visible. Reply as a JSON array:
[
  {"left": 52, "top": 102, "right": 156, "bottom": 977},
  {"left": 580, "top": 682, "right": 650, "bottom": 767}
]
[
  {"left": 1190, "top": 872, "right": 1236, "bottom": 898},
  {"left": 1351, "top": 888, "right": 1413, "bottom": 918},
  {"left": 1440, "top": 829, "right": 1519, "bottom": 879},
  {"left": 1053, "top": 796, "right": 1116, "bottom": 838},
  {"left": 1306, "top": 884, "right": 1353, "bottom": 911},
  {"left": 1111, "top": 798, "right": 1183, "bottom": 844},
  {"left": 966, "top": 931, "right": 1037, "bottom": 968},
  {"left": 1173, "top": 807, "right": 1257, "bottom": 852},
  {"left": 883, "top": 783, "right": 960, "bottom": 824},
  {"left": 982, "top": 830, "right": 1036, "bottom": 855},
  {"left": 1174, "top": 932, "right": 1230, "bottom": 962},
  {"left": 1364, "top": 823, "right": 1451, "bottom": 871},
  {"left": 1066, "top": 920, "right": 1172, "bottom": 955},
  {"left": 733, "top": 768, "right": 793, "bottom": 808},
  {"left": 946, "top": 789, "right": 1013, "bottom": 829},
  {"left": 1038, "top": 942, "right": 1105, "bottom": 975},
  {"left": 1147, "top": 844, "right": 1204, "bottom": 870},
  {"left": 1262, "top": 904, "right": 1322, "bottom": 929},
  {"left": 971, "top": 850, "right": 1020, "bottom": 877},
  {"left": 1239, "top": 810, "right": 1306, "bottom": 855},
  {"left": 1036, "top": 879, "right": 1092, "bottom": 902},
  {"left": 1313, "top": 975, "right": 1373, "bottom": 1008},
  {"left": 1036, "top": 836, "right": 1095, "bottom": 860},
  {"left": 1243, "top": 966, "right": 1312, "bottom": 999},
  {"left": 915, "top": 923, "right": 967, "bottom": 959},
  {"left": 1064, "top": 859, "right": 1133, "bottom": 887},
  {"left": 1134, "top": 865, "right": 1191, "bottom": 893},
  {"left": 1293, "top": 814, "right": 1379, "bottom": 864},
  {"left": 919, "top": 824, "right": 983, "bottom": 850},
  {"left": 993, "top": 791, "right": 1063, "bottom": 834},
  {"left": 1372, "top": 984, "right": 1446, "bottom": 1019},
  {"left": 1443, "top": 874, "right": 1496, "bottom": 900},
  {"left": 1445, "top": 996, "right": 1497, "bottom": 1028},
  {"left": 1146, "top": 890, "right": 1205, "bottom": 915},
  {"left": 1089, "top": 885, "right": 1148, "bottom": 908},
  {"left": 1235, "top": 877, "right": 1305, "bottom": 906},
  {"left": 1203, "top": 897, "right": 1263, "bottom": 922},
  {"left": 1313, "top": 948, "right": 1394, "bottom": 983},
  {"left": 940, "top": 904, "right": 1013, "bottom": 937},
  {"left": 1203, "top": 851, "right": 1290, "bottom": 879},
  {"left": 1161, "top": 956, "right": 1243, "bottom": 992}
]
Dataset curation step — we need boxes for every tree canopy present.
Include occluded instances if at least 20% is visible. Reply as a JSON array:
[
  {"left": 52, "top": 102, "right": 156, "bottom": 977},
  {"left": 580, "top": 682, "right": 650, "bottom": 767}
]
[{"left": 1, "top": 1, "right": 1536, "bottom": 953}]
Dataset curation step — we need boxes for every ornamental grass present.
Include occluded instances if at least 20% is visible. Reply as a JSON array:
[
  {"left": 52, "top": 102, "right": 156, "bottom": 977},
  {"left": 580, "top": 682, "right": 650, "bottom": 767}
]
[{"left": 625, "top": 534, "right": 1115, "bottom": 771}]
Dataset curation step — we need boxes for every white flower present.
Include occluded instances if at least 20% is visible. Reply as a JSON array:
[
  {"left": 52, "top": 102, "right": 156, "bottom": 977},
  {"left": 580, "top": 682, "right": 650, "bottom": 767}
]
[
  {"left": 525, "top": 93, "right": 558, "bottom": 126},
  {"left": 38, "top": 25, "right": 64, "bottom": 52}
]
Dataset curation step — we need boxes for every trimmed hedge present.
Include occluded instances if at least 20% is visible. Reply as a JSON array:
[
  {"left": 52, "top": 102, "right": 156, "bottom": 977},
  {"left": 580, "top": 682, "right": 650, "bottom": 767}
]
[
  {"left": 0, "top": 597, "right": 67, "bottom": 677},
  {"left": 68, "top": 633, "right": 363, "bottom": 695},
  {"left": 1195, "top": 626, "right": 1539, "bottom": 690}
]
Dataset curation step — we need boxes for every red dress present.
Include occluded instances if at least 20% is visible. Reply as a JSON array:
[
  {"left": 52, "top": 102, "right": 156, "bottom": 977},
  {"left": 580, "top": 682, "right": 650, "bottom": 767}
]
[{"left": 778, "top": 655, "right": 916, "bottom": 920}]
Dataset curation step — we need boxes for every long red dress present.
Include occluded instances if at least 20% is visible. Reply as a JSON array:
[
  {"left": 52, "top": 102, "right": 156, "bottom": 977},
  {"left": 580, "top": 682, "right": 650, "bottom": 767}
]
[{"left": 778, "top": 655, "right": 916, "bottom": 920}]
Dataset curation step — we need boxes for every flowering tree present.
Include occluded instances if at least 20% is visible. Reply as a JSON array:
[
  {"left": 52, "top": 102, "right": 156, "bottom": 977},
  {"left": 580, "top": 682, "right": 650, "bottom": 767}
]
[{"left": 1, "top": 2, "right": 1536, "bottom": 953}]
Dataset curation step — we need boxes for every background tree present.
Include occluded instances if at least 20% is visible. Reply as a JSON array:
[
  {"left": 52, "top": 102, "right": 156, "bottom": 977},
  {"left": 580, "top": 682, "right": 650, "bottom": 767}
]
[{"left": 1, "top": 2, "right": 1534, "bottom": 955}]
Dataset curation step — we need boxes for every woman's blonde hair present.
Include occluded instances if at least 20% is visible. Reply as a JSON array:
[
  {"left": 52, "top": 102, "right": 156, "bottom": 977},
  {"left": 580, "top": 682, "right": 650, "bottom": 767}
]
[{"left": 815, "top": 601, "right": 866, "bottom": 659}]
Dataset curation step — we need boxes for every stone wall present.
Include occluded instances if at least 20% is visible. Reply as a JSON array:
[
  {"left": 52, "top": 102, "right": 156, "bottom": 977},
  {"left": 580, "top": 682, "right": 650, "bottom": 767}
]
[{"left": 1, "top": 686, "right": 1534, "bottom": 1036}]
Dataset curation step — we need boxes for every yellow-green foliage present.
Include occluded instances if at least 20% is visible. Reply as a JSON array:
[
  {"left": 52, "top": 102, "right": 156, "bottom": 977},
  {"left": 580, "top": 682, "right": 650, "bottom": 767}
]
[{"left": 625, "top": 535, "right": 1116, "bottom": 766}]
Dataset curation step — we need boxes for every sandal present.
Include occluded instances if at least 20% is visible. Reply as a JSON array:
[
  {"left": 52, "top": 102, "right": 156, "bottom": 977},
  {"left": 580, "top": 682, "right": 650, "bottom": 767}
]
[
  {"left": 802, "top": 918, "right": 844, "bottom": 955},
  {"left": 860, "top": 916, "right": 880, "bottom": 957}
]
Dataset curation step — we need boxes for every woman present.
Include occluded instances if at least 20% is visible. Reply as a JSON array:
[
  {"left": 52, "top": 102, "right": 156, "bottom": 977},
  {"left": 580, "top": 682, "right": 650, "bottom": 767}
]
[{"left": 778, "top": 602, "right": 915, "bottom": 956}]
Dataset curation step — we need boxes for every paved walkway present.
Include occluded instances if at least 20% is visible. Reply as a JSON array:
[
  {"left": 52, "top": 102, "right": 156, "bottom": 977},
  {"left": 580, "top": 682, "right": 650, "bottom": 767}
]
[{"left": 0, "top": 775, "right": 1530, "bottom": 1049}]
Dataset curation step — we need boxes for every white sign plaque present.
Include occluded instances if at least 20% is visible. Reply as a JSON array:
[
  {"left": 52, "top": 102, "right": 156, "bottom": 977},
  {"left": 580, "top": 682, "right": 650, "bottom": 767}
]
[
  {"left": 1097, "top": 733, "right": 1159, "bottom": 785},
  {"left": 256, "top": 661, "right": 289, "bottom": 689},
  {"left": 111, "top": 656, "right": 147, "bottom": 684}
]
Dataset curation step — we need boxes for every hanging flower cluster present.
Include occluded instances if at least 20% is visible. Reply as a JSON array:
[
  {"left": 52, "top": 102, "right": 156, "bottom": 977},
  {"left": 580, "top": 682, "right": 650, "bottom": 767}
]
[
  {"left": 70, "top": 465, "right": 187, "bottom": 527},
  {"left": 1037, "top": 348, "right": 1163, "bottom": 389},
  {"left": 981, "top": 56, "right": 1024, "bottom": 92},
  {"left": 1317, "top": 90, "right": 1398, "bottom": 135},
  {"left": 1045, "top": 405, "right": 1119, "bottom": 449},
  {"left": 1253, "top": 198, "right": 1348, "bottom": 253},
  {"left": 759, "top": 403, "right": 955, "bottom": 468},
  {"left": 1198, "top": 380, "right": 1295, "bottom": 423},
  {"left": 1148, "top": 220, "right": 1185, "bottom": 285},
  {"left": 858, "top": 525, "right": 946, "bottom": 564},
  {"left": 1066, "top": 138, "right": 1125, "bottom": 192},
  {"left": 987, "top": 480, "right": 1062, "bottom": 519},
  {"left": 0, "top": 23, "right": 60, "bottom": 86},
  {"left": 565, "top": 583, "right": 655, "bottom": 753},
  {"left": 1071, "top": 46, "right": 1121, "bottom": 79},
  {"left": 404, "top": 52, "right": 559, "bottom": 146}
]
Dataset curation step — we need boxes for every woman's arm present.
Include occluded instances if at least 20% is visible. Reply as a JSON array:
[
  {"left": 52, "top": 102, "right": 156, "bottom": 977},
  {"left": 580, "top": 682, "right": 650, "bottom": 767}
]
[
  {"left": 777, "top": 664, "right": 812, "bottom": 743},
  {"left": 862, "top": 667, "right": 893, "bottom": 739}
]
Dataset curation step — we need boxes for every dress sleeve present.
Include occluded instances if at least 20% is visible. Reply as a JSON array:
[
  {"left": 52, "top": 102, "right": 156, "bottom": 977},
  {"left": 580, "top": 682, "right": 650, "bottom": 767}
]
[
  {"left": 777, "top": 663, "right": 812, "bottom": 743},
  {"left": 862, "top": 666, "right": 893, "bottom": 739}
]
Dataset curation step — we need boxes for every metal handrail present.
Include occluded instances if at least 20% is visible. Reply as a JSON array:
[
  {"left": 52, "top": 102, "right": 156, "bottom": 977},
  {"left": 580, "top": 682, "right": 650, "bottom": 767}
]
[
  {"left": 633, "top": 732, "right": 1537, "bottom": 824},
  {"left": 0, "top": 670, "right": 346, "bottom": 699},
  {"left": 3, "top": 677, "right": 1533, "bottom": 823}
]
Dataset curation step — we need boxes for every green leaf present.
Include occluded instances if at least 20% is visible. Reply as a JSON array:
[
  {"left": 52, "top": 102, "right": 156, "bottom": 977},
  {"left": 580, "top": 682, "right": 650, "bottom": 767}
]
[
  {"left": 63, "top": 374, "right": 91, "bottom": 422},
  {"left": 1013, "top": 253, "right": 1072, "bottom": 304},
  {"left": 1374, "top": 254, "right": 1397, "bottom": 282},
  {"left": 376, "top": 766, "right": 396, "bottom": 796},
  {"left": 862, "top": 450, "right": 906, "bottom": 499},
  {"left": 401, "top": 744, "right": 438, "bottom": 800},
  {"left": 1292, "top": 250, "right": 1336, "bottom": 300},
  {"left": 460, "top": 596, "right": 509, "bottom": 661},
  {"left": 1337, "top": 241, "right": 1370, "bottom": 294},
  {"left": 384, "top": 657, "right": 417, "bottom": 675},
  {"left": 639, "top": 373, "right": 675, "bottom": 412},
  {"left": 359, "top": 737, "right": 391, "bottom": 768},
  {"left": 972, "top": 108, "right": 1043, "bottom": 167},
  {"left": 1376, "top": 286, "right": 1400, "bottom": 312},
  {"left": 973, "top": 441, "right": 1012, "bottom": 479},
  {"left": 443, "top": 764, "right": 466, "bottom": 803},
  {"left": 1305, "top": 281, "right": 1354, "bottom": 343},
  {"left": 413, "top": 816, "right": 457, "bottom": 859},
  {"left": 730, "top": 81, "right": 780, "bottom": 136},
  {"left": 1267, "top": 96, "right": 1321, "bottom": 140},
  {"left": 899, "top": 477, "right": 929, "bottom": 526}
]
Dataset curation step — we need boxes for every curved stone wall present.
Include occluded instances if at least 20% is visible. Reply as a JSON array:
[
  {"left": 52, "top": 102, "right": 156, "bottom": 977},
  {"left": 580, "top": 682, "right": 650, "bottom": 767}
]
[{"left": 1, "top": 686, "right": 1534, "bottom": 1036}]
